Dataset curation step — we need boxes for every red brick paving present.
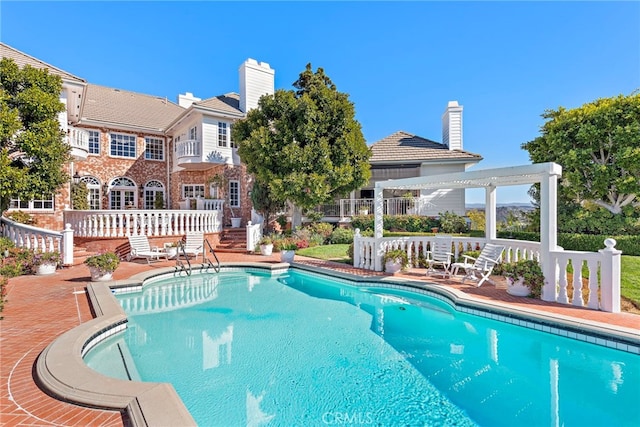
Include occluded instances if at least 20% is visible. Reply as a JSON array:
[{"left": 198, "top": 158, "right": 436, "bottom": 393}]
[{"left": 1, "top": 253, "right": 638, "bottom": 426}]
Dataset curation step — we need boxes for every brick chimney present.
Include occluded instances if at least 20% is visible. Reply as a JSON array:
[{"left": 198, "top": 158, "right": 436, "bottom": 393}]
[
  {"left": 442, "top": 101, "right": 463, "bottom": 151},
  {"left": 239, "top": 59, "right": 275, "bottom": 113}
]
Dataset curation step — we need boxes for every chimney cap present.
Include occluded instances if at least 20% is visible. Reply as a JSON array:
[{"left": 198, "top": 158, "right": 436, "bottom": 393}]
[{"left": 448, "top": 100, "right": 460, "bottom": 108}]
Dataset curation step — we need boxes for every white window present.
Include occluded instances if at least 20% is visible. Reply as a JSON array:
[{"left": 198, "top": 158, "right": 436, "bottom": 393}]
[
  {"left": 189, "top": 126, "right": 197, "bottom": 141},
  {"left": 110, "top": 133, "right": 137, "bottom": 158},
  {"left": 80, "top": 176, "right": 102, "bottom": 210},
  {"left": 9, "top": 196, "right": 54, "bottom": 211},
  {"left": 218, "top": 122, "right": 228, "bottom": 147},
  {"left": 88, "top": 130, "right": 100, "bottom": 155},
  {"left": 182, "top": 184, "right": 205, "bottom": 199},
  {"left": 229, "top": 180, "right": 240, "bottom": 208},
  {"left": 144, "top": 180, "right": 165, "bottom": 209},
  {"left": 145, "top": 137, "right": 164, "bottom": 160},
  {"left": 108, "top": 177, "right": 137, "bottom": 209}
]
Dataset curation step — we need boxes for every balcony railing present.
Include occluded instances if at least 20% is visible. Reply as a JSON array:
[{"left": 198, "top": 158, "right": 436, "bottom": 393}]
[
  {"left": 312, "top": 197, "right": 436, "bottom": 219},
  {"left": 68, "top": 126, "right": 89, "bottom": 160},
  {"left": 175, "top": 139, "right": 201, "bottom": 159}
]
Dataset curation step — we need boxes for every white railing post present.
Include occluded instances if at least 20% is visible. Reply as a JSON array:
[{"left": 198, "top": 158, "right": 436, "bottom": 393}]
[
  {"left": 599, "top": 238, "right": 621, "bottom": 313},
  {"left": 62, "top": 223, "right": 74, "bottom": 265},
  {"left": 353, "top": 229, "right": 361, "bottom": 268}
]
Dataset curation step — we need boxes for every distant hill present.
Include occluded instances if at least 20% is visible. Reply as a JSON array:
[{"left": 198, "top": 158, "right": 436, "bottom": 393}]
[
  {"left": 466, "top": 203, "right": 535, "bottom": 224},
  {"left": 466, "top": 203, "right": 534, "bottom": 210}
]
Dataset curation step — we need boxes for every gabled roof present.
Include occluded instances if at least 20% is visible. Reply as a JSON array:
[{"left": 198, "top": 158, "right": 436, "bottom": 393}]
[
  {"left": 369, "top": 131, "right": 482, "bottom": 164},
  {"left": 192, "top": 92, "right": 243, "bottom": 116},
  {"left": 81, "top": 84, "right": 185, "bottom": 131},
  {"left": 0, "top": 42, "right": 85, "bottom": 83}
]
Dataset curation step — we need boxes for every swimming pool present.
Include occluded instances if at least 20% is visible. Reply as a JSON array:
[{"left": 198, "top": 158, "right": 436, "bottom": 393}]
[{"left": 85, "top": 268, "right": 640, "bottom": 426}]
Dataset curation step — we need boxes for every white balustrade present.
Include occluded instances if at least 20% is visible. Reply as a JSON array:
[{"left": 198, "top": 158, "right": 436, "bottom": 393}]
[
  {"left": 1, "top": 216, "right": 68, "bottom": 259},
  {"left": 246, "top": 221, "right": 262, "bottom": 253},
  {"left": 175, "top": 139, "right": 201, "bottom": 158},
  {"left": 68, "top": 126, "right": 89, "bottom": 151},
  {"left": 64, "top": 209, "right": 223, "bottom": 238}
]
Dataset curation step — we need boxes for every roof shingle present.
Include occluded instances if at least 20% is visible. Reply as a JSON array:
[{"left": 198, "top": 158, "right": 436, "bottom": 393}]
[
  {"left": 369, "top": 131, "right": 482, "bottom": 164},
  {"left": 0, "top": 42, "right": 85, "bottom": 83}
]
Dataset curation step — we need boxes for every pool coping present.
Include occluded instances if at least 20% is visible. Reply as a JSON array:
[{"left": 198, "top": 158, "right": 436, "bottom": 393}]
[{"left": 34, "top": 261, "right": 640, "bottom": 426}]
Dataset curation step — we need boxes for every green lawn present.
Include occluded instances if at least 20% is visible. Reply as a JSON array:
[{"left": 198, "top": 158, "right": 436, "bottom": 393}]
[{"left": 295, "top": 245, "right": 640, "bottom": 309}]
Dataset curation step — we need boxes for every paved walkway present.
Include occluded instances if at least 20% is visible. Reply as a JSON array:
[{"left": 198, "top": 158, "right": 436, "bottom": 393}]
[{"left": 1, "top": 253, "right": 638, "bottom": 426}]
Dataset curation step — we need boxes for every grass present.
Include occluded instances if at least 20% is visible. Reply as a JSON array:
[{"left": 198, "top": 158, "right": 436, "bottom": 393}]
[
  {"left": 297, "top": 244, "right": 350, "bottom": 263},
  {"left": 621, "top": 255, "right": 640, "bottom": 308},
  {"left": 295, "top": 244, "right": 640, "bottom": 311}
]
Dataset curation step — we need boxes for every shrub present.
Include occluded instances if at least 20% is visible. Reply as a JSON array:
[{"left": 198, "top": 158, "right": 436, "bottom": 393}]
[
  {"left": 502, "top": 259, "right": 545, "bottom": 298},
  {"left": 382, "top": 248, "right": 409, "bottom": 270},
  {"left": 330, "top": 227, "right": 354, "bottom": 244},
  {"left": 84, "top": 252, "right": 120, "bottom": 273},
  {"left": 439, "top": 211, "right": 469, "bottom": 234},
  {"left": 0, "top": 276, "right": 7, "bottom": 315},
  {"left": 4, "top": 211, "right": 36, "bottom": 225},
  {"left": 309, "top": 222, "right": 334, "bottom": 243},
  {"left": 0, "top": 237, "right": 15, "bottom": 255}
]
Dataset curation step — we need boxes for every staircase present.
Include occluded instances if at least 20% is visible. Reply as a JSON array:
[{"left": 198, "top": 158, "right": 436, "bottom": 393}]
[{"left": 215, "top": 227, "right": 249, "bottom": 253}]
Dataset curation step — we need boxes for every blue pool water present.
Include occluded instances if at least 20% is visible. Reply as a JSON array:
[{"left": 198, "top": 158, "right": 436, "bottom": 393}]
[{"left": 85, "top": 269, "right": 640, "bottom": 426}]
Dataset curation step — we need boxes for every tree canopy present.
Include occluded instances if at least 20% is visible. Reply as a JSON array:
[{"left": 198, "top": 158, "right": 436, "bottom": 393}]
[
  {"left": 233, "top": 64, "right": 371, "bottom": 217},
  {"left": 0, "top": 58, "right": 70, "bottom": 211},
  {"left": 522, "top": 92, "right": 640, "bottom": 215}
]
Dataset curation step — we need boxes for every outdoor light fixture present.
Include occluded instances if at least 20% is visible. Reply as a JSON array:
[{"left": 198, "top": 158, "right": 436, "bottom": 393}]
[{"left": 72, "top": 171, "right": 81, "bottom": 184}]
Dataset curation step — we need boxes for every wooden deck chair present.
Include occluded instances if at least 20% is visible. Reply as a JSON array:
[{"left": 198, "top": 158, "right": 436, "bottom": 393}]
[
  {"left": 127, "top": 235, "right": 168, "bottom": 263},
  {"left": 452, "top": 243, "right": 505, "bottom": 287},
  {"left": 425, "top": 235, "right": 454, "bottom": 278},
  {"left": 183, "top": 231, "right": 204, "bottom": 261}
]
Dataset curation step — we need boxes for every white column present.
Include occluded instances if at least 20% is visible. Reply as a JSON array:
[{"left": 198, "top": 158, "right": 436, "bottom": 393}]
[
  {"left": 485, "top": 185, "right": 497, "bottom": 241},
  {"left": 540, "top": 172, "right": 558, "bottom": 301},
  {"left": 599, "top": 238, "right": 621, "bottom": 313},
  {"left": 374, "top": 186, "right": 384, "bottom": 271},
  {"left": 61, "top": 223, "right": 74, "bottom": 266}
]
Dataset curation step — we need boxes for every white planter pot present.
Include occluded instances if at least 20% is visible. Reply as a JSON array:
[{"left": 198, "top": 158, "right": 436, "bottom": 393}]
[
  {"left": 89, "top": 266, "right": 114, "bottom": 282},
  {"left": 506, "top": 277, "right": 531, "bottom": 297},
  {"left": 280, "top": 250, "right": 295, "bottom": 263},
  {"left": 385, "top": 260, "right": 403, "bottom": 274},
  {"left": 231, "top": 217, "right": 242, "bottom": 228},
  {"left": 260, "top": 244, "right": 274, "bottom": 256},
  {"left": 36, "top": 262, "right": 57, "bottom": 276},
  {"left": 165, "top": 247, "right": 178, "bottom": 259}
]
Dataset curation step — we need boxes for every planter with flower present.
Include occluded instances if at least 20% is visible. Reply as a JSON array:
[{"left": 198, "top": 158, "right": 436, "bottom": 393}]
[
  {"left": 258, "top": 235, "right": 274, "bottom": 256},
  {"left": 33, "top": 251, "right": 61, "bottom": 276},
  {"left": 383, "top": 248, "right": 409, "bottom": 274},
  {"left": 84, "top": 252, "right": 120, "bottom": 282},
  {"left": 277, "top": 238, "right": 298, "bottom": 263},
  {"left": 163, "top": 241, "right": 181, "bottom": 259},
  {"left": 502, "top": 259, "right": 545, "bottom": 298}
]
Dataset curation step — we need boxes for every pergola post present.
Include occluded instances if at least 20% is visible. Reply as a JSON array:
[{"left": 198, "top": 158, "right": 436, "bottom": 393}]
[
  {"left": 540, "top": 171, "right": 559, "bottom": 301},
  {"left": 374, "top": 185, "right": 384, "bottom": 271},
  {"left": 485, "top": 185, "right": 497, "bottom": 241}
]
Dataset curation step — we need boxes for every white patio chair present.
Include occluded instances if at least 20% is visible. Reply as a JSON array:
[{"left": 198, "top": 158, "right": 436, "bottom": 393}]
[
  {"left": 127, "top": 235, "right": 168, "bottom": 263},
  {"left": 425, "top": 235, "right": 454, "bottom": 278},
  {"left": 183, "top": 231, "right": 204, "bottom": 261},
  {"left": 451, "top": 243, "right": 505, "bottom": 287}
]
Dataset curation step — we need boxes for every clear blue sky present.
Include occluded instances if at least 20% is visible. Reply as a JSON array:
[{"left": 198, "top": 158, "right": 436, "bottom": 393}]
[{"left": 2, "top": 1, "right": 639, "bottom": 204}]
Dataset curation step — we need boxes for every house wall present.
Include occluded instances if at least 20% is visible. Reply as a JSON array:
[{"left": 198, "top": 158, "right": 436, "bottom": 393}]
[
  {"left": 202, "top": 117, "right": 237, "bottom": 166},
  {"left": 419, "top": 163, "right": 466, "bottom": 216}
]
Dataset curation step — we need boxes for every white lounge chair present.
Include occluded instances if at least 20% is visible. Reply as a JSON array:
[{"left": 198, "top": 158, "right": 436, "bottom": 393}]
[
  {"left": 425, "top": 235, "right": 454, "bottom": 278},
  {"left": 127, "top": 235, "right": 168, "bottom": 263},
  {"left": 183, "top": 232, "right": 204, "bottom": 261},
  {"left": 452, "top": 243, "right": 505, "bottom": 287}
]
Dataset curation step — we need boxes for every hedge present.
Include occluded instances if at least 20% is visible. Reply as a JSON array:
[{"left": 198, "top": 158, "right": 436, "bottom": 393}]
[{"left": 497, "top": 231, "right": 640, "bottom": 256}]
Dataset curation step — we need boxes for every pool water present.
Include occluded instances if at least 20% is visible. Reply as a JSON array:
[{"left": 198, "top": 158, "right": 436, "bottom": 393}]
[{"left": 85, "top": 269, "right": 640, "bottom": 426}]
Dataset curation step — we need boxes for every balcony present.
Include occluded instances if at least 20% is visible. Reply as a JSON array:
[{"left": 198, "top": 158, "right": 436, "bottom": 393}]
[
  {"left": 175, "top": 139, "right": 238, "bottom": 170},
  {"left": 67, "top": 126, "right": 89, "bottom": 160}
]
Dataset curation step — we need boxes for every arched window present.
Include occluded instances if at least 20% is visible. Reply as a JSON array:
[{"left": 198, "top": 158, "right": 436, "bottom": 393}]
[
  {"left": 144, "top": 180, "right": 165, "bottom": 210},
  {"left": 108, "top": 177, "right": 137, "bottom": 209},
  {"left": 79, "top": 176, "right": 101, "bottom": 210}
]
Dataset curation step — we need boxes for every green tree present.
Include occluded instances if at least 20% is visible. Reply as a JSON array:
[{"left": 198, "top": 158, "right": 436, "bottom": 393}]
[
  {"left": 233, "top": 64, "right": 371, "bottom": 226},
  {"left": 250, "top": 179, "right": 286, "bottom": 233},
  {"left": 522, "top": 92, "right": 640, "bottom": 215},
  {"left": 0, "top": 58, "right": 70, "bottom": 211}
]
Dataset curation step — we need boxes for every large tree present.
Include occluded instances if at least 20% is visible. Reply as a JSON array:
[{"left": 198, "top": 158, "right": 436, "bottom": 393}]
[
  {"left": 0, "top": 58, "right": 70, "bottom": 211},
  {"left": 233, "top": 64, "right": 371, "bottom": 226},
  {"left": 522, "top": 92, "right": 640, "bottom": 215}
]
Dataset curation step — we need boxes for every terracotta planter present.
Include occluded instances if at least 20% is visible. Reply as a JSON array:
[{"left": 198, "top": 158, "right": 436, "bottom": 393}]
[
  {"left": 36, "top": 262, "right": 57, "bottom": 276},
  {"left": 89, "top": 266, "right": 114, "bottom": 282},
  {"left": 280, "top": 250, "right": 295, "bottom": 263},
  {"left": 260, "top": 244, "right": 274, "bottom": 256},
  {"left": 506, "top": 277, "right": 531, "bottom": 297}
]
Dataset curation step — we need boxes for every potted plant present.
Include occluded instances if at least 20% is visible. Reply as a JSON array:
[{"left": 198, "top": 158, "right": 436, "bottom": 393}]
[
  {"left": 163, "top": 241, "right": 180, "bottom": 259},
  {"left": 258, "top": 235, "right": 274, "bottom": 256},
  {"left": 277, "top": 238, "right": 298, "bottom": 263},
  {"left": 383, "top": 248, "right": 409, "bottom": 273},
  {"left": 33, "top": 250, "right": 61, "bottom": 276},
  {"left": 502, "top": 259, "right": 545, "bottom": 298},
  {"left": 84, "top": 252, "right": 120, "bottom": 282}
]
